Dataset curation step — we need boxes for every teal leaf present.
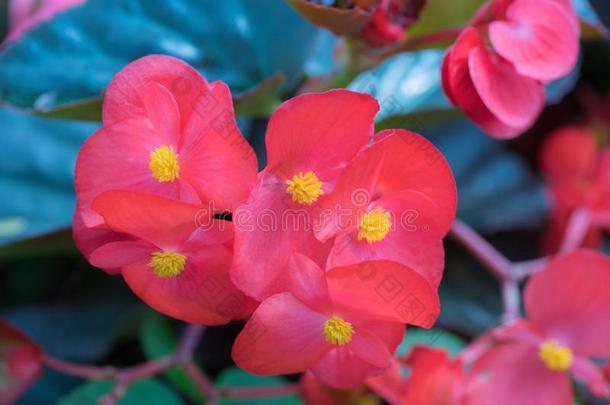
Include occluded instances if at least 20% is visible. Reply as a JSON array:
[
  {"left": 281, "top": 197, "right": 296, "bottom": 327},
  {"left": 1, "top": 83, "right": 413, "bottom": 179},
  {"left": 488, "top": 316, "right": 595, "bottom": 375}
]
[
  {"left": 59, "top": 379, "right": 185, "bottom": 405},
  {"left": 0, "top": 107, "right": 98, "bottom": 245},
  {"left": 0, "top": 0, "right": 325, "bottom": 109},
  {"left": 428, "top": 120, "right": 549, "bottom": 232},
  {"left": 397, "top": 328, "right": 466, "bottom": 358}
]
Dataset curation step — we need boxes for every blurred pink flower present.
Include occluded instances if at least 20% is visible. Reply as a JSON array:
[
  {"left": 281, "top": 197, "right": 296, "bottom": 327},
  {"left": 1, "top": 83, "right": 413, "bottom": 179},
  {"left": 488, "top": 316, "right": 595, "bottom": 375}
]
[{"left": 6, "top": 0, "right": 86, "bottom": 43}]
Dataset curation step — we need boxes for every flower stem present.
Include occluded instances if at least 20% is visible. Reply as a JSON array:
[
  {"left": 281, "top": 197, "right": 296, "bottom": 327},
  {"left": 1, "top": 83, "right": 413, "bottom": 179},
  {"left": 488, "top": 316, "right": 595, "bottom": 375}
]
[
  {"left": 559, "top": 208, "right": 591, "bottom": 253},
  {"left": 222, "top": 383, "right": 301, "bottom": 399},
  {"left": 449, "top": 218, "right": 512, "bottom": 279}
]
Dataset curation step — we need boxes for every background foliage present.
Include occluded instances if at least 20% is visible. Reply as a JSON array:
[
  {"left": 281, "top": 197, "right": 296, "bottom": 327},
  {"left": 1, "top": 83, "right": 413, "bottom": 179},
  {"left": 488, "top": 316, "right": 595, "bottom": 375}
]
[{"left": 0, "top": 0, "right": 609, "bottom": 403}]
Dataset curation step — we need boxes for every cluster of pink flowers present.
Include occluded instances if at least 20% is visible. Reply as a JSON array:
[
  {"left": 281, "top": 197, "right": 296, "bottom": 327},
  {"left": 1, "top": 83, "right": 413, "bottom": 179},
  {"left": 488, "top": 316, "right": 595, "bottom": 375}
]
[
  {"left": 302, "top": 250, "right": 610, "bottom": 404},
  {"left": 442, "top": 0, "right": 580, "bottom": 138},
  {"left": 72, "top": 54, "right": 457, "bottom": 387}
]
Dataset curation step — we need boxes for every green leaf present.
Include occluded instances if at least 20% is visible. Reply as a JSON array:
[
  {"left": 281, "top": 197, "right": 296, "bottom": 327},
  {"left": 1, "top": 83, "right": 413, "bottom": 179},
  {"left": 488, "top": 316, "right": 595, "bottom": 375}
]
[
  {"left": 59, "top": 379, "right": 185, "bottom": 405},
  {"left": 233, "top": 73, "right": 285, "bottom": 118},
  {"left": 216, "top": 367, "right": 300, "bottom": 405},
  {"left": 408, "top": 0, "right": 484, "bottom": 38},
  {"left": 139, "top": 313, "right": 203, "bottom": 403},
  {"left": 31, "top": 98, "right": 103, "bottom": 122},
  {"left": 0, "top": 107, "right": 98, "bottom": 245},
  {"left": 398, "top": 328, "right": 466, "bottom": 358},
  {"left": 0, "top": 0, "right": 325, "bottom": 109}
]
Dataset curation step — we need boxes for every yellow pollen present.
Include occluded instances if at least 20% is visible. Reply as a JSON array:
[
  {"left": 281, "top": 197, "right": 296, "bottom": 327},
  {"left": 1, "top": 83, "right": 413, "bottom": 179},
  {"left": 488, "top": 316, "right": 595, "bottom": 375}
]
[
  {"left": 323, "top": 316, "right": 354, "bottom": 346},
  {"left": 538, "top": 339, "right": 573, "bottom": 371},
  {"left": 149, "top": 145, "right": 180, "bottom": 182},
  {"left": 285, "top": 171, "right": 324, "bottom": 205},
  {"left": 358, "top": 207, "right": 392, "bottom": 244},
  {"left": 149, "top": 251, "right": 187, "bottom": 278}
]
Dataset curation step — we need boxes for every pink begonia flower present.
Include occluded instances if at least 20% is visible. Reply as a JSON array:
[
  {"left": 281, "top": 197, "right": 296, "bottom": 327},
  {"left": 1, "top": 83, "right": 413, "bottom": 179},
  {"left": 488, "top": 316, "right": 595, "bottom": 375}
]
[
  {"left": 467, "top": 250, "right": 610, "bottom": 405},
  {"left": 232, "top": 254, "right": 407, "bottom": 388},
  {"left": 540, "top": 126, "right": 610, "bottom": 253}
]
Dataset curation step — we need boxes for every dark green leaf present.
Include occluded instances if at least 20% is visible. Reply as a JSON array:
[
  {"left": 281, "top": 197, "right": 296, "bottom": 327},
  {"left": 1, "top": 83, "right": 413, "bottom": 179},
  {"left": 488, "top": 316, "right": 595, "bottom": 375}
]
[
  {"left": 59, "top": 379, "right": 185, "bottom": 405},
  {"left": 31, "top": 98, "right": 103, "bottom": 122},
  {"left": 139, "top": 313, "right": 203, "bottom": 403},
  {"left": 2, "top": 285, "right": 142, "bottom": 362},
  {"left": 233, "top": 73, "right": 285, "bottom": 118}
]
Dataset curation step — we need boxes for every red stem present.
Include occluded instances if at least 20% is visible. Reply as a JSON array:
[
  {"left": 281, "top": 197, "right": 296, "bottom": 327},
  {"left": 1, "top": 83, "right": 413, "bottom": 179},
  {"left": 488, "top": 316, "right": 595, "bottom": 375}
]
[
  {"left": 559, "top": 208, "right": 591, "bottom": 253},
  {"left": 223, "top": 383, "right": 301, "bottom": 399},
  {"left": 450, "top": 218, "right": 512, "bottom": 279},
  {"left": 183, "top": 361, "right": 219, "bottom": 403},
  {"left": 43, "top": 356, "right": 115, "bottom": 380}
]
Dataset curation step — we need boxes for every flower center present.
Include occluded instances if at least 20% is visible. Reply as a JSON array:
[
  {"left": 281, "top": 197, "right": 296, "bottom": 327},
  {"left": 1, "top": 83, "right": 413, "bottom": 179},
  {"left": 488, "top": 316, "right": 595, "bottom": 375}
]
[
  {"left": 358, "top": 207, "right": 391, "bottom": 243},
  {"left": 149, "top": 145, "right": 180, "bottom": 182},
  {"left": 323, "top": 316, "right": 354, "bottom": 346},
  {"left": 538, "top": 339, "right": 573, "bottom": 371},
  {"left": 149, "top": 251, "right": 186, "bottom": 278},
  {"left": 285, "top": 171, "right": 324, "bottom": 205}
]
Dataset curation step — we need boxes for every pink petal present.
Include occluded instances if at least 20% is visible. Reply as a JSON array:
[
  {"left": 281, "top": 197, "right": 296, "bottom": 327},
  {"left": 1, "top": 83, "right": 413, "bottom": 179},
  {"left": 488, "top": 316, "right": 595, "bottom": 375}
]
[
  {"left": 466, "top": 341, "right": 572, "bottom": 405},
  {"left": 443, "top": 27, "right": 527, "bottom": 139},
  {"left": 92, "top": 191, "right": 205, "bottom": 249},
  {"left": 287, "top": 254, "right": 332, "bottom": 313},
  {"left": 570, "top": 357, "right": 610, "bottom": 399},
  {"left": 540, "top": 126, "right": 598, "bottom": 180},
  {"left": 524, "top": 249, "right": 610, "bottom": 357},
  {"left": 350, "top": 320, "right": 405, "bottom": 369},
  {"left": 489, "top": 0, "right": 579, "bottom": 81},
  {"left": 327, "top": 261, "right": 440, "bottom": 327},
  {"left": 72, "top": 205, "right": 128, "bottom": 275},
  {"left": 469, "top": 45, "right": 544, "bottom": 130},
  {"left": 231, "top": 173, "right": 330, "bottom": 301},
  {"left": 103, "top": 55, "right": 210, "bottom": 128},
  {"left": 136, "top": 81, "right": 181, "bottom": 140},
  {"left": 370, "top": 131, "right": 457, "bottom": 236},
  {"left": 232, "top": 293, "right": 329, "bottom": 375},
  {"left": 366, "top": 359, "right": 406, "bottom": 404},
  {"left": 328, "top": 190, "right": 445, "bottom": 289},
  {"left": 123, "top": 245, "right": 247, "bottom": 325},
  {"left": 311, "top": 347, "right": 385, "bottom": 389},
  {"left": 404, "top": 346, "right": 464, "bottom": 405},
  {"left": 6, "top": 0, "right": 85, "bottom": 43},
  {"left": 179, "top": 81, "right": 258, "bottom": 211},
  {"left": 265, "top": 90, "right": 378, "bottom": 181},
  {"left": 89, "top": 240, "right": 153, "bottom": 270}
]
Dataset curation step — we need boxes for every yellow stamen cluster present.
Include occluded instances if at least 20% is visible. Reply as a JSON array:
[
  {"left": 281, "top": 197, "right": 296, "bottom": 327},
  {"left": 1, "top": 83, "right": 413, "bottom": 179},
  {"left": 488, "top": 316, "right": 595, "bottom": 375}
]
[
  {"left": 323, "top": 316, "right": 354, "bottom": 346},
  {"left": 357, "top": 207, "right": 392, "bottom": 243},
  {"left": 149, "top": 251, "right": 187, "bottom": 278},
  {"left": 285, "top": 171, "right": 324, "bottom": 205},
  {"left": 149, "top": 145, "right": 180, "bottom": 182},
  {"left": 538, "top": 339, "right": 573, "bottom": 371}
]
